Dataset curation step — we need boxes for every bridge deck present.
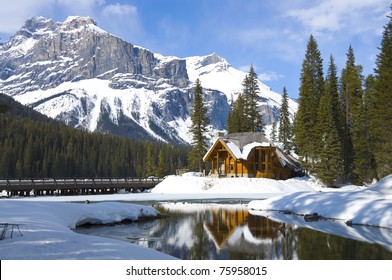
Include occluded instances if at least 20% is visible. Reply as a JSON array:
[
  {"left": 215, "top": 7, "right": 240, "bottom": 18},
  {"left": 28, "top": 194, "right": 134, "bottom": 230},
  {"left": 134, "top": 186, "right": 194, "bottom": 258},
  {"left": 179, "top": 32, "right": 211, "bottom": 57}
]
[{"left": 0, "top": 178, "right": 163, "bottom": 197}]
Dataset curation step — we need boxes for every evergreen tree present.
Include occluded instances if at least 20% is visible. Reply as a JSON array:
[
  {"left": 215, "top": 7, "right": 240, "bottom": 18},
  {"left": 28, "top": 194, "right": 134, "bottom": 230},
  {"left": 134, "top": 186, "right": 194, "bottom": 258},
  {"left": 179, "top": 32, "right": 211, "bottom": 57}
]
[
  {"left": 353, "top": 74, "right": 377, "bottom": 183},
  {"left": 242, "top": 66, "right": 264, "bottom": 133},
  {"left": 293, "top": 35, "right": 324, "bottom": 172},
  {"left": 227, "top": 93, "right": 246, "bottom": 133},
  {"left": 278, "top": 87, "right": 293, "bottom": 154},
  {"left": 372, "top": 5, "right": 392, "bottom": 178},
  {"left": 156, "top": 149, "right": 166, "bottom": 178},
  {"left": 0, "top": 104, "right": 9, "bottom": 113},
  {"left": 315, "top": 55, "right": 344, "bottom": 186},
  {"left": 145, "top": 144, "right": 155, "bottom": 177},
  {"left": 188, "top": 79, "right": 209, "bottom": 172},
  {"left": 340, "top": 45, "right": 364, "bottom": 182}
]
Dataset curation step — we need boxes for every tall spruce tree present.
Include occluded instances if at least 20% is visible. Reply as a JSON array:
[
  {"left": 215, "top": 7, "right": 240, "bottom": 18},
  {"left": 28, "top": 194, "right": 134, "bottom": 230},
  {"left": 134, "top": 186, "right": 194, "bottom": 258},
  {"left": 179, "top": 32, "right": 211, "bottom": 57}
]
[
  {"left": 278, "top": 87, "right": 292, "bottom": 154},
  {"left": 340, "top": 45, "right": 364, "bottom": 183},
  {"left": 227, "top": 93, "right": 246, "bottom": 133},
  {"left": 188, "top": 78, "right": 209, "bottom": 172},
  {"left": 353, "top": 74, "right": 377, "bottom": 183},
  {"left": 144, "top": 144, "right": 154, "bottom": 177},
  {"left": 372, "top": 5, "right": 392, "bottom": 178},
  {"left": 293, "top": 35, "right": 324, "bottom": 172},
  {"left": 315, "top": 55, "right": 344, "bottom": 186},
  {"left": 242, "top": 66, "right": 264, "bottom": 133},
  {"left": 156, "top": 149, "right": 166, "bottom": 178}
]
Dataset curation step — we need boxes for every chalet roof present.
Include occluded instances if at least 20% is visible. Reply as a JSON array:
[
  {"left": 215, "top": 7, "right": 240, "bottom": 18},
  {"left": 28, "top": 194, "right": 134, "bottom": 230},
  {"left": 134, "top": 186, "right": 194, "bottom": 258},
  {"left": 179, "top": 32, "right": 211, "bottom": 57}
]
[
  {"left": 218, "top": 132, "right": 272, "bottom": 160},
  {"left": 222, "top": 132, "right": 272, "bottom": 150}
]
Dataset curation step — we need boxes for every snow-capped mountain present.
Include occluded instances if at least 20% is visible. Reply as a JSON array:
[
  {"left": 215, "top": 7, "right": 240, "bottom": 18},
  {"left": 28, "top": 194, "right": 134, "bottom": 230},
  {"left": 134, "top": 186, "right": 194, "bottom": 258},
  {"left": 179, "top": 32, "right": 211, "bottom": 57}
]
[{"left": 0, "top": 16, "right": 298, "bottom": 145}]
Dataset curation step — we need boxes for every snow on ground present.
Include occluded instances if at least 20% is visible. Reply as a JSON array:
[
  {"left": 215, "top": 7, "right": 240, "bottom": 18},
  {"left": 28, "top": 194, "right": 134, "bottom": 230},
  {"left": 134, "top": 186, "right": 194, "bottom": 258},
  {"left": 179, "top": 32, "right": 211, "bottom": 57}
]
[
  {"left": 248, "top": 174, "right": 392, "bottom": 229},
  {"left": 1, "top": 173, "right": 391, "bottom": 259},
  {"left": 0, "top": 201, "right": 176, "bottom": 260},
  {"left": 151, "top": 173, "right": 363, "bottom": 195}
]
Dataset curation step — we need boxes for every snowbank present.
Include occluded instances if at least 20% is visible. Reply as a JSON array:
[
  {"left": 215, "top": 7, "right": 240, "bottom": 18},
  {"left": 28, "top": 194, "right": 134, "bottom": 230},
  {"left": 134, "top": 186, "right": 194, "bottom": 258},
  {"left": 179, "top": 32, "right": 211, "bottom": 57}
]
[
  {"left": 0, "top": 201, "right": 176, "bottom": 260},
  {"left": 151, "top": 175, "right": 325, "bottom": 195},
  {"left": 248, "top": 175, "right": 392, "bottom": 229},
  {"left": 369, "top": 174, "right": 392, "bottom": 195}
]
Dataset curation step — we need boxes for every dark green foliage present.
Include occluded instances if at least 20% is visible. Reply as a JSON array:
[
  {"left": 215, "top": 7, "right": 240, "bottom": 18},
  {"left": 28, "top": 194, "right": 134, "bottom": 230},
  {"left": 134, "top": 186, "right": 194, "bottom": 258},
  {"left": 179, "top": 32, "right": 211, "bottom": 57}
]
[
  {"left": 227, "top": 93, "right": 246, "bottom": 133},
  {"left": 188, "top": 79, "right": 209, "bottom": 172},
  {"left": 227, "top": 66, "right": 264, "bottom": 134},
  {"left": 145, "top": 144, "right": 155, "bottom": 177},
  {"left": 372, "top": 5, "right": 392, "bottom": 178},
  {"left": 0, "top": 104, "right": 10, "bottom": 113},
  {"left": 340, "top": 45, "right": 364, "bottom": 182},
  {"left": 314, "top": 55, "right": 344, "bottom": 186},
  {"left": 351, "top": 74, "right": 377, "bottom": 183},
  {"left": 0, "top": 94, "right": 188, "bottom": 179},
  {"left": 293, "top": 35, "right": 324, "bottom": 172},
  {"left": 278, "top": 87, "right": 293, "bottom": 154},
  {"left": 243, "top": 66, "right": 264, "bottom": 133},
  {"left": 156, "top": 150, "right": 166, "bottom": 178}
]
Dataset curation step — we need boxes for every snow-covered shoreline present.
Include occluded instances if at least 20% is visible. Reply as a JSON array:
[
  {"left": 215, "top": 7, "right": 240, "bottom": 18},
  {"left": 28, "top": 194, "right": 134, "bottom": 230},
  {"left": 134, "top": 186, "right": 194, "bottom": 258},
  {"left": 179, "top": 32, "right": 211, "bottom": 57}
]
[
  {"left": 248, "top": 175, "right": 392, "bottom": 229},
  {"left": 1, "top": 174, "right": 391, "bottom": 260},
  {"left": 0, "top": 201, "right": 176, "bottom": 260}
]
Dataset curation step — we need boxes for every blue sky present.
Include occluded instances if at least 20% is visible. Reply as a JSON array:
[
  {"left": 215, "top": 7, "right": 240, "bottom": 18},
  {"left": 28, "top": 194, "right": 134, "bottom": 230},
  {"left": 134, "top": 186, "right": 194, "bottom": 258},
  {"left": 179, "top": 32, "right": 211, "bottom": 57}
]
[{"left": 0, "top": 0, "right": 390, "bottom": 98}]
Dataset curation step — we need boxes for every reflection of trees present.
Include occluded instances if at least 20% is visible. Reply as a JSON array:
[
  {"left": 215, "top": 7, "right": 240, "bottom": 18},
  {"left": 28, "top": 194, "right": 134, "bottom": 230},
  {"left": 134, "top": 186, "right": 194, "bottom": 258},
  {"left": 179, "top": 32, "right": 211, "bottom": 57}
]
[
  {"left": 297, "top": 228, "right": 392, "bottom": 260},
  {"left": 150, "top": 206, "right": 217, "bottom": 260},
  {"left": 247, "top": 214, "right": 280, "bottom": 239}
]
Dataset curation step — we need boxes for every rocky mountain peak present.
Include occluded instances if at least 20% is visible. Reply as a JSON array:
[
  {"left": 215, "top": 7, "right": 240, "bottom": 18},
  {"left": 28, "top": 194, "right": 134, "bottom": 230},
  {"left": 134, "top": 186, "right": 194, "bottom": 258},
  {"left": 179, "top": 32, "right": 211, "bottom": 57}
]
[
  {"left": 61, "top": 16, "right": 100, "bottom": 32},
  {"left": 199, "top": 53, "right": 225, "bottom": 66},
  {"left": 21, "top": 16, "right": 56, "bottom": 34}
]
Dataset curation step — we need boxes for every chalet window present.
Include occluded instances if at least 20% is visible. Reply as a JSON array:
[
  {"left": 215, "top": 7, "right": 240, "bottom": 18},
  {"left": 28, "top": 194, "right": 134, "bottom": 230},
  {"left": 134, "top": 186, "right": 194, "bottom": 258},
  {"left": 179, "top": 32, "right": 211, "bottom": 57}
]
[
  {"left": 261, "top": 164, "right": 266, "bottom": 171},
  {"left": 261, "top": 151, "right": 266, "bottom": 162}
]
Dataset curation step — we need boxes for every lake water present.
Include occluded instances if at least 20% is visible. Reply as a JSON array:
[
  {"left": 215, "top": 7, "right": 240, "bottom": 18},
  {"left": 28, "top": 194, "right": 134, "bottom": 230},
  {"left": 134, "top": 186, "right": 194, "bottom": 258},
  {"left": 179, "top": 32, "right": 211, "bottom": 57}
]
[{"left": 75, "top": 201, "right": 392, "bottom": 260}]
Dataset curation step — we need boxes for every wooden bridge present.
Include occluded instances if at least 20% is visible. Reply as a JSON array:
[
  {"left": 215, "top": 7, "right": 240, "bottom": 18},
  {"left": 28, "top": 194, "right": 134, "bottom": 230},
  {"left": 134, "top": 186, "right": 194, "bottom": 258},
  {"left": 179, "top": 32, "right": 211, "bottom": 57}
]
[{"left": 0, "top": 178, "right": 164, "bottom": 197}]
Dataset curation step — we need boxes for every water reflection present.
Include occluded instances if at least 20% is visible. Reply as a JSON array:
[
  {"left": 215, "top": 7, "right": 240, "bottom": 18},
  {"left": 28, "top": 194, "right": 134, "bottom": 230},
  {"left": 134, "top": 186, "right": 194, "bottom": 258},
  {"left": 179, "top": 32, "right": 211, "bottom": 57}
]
[{"left": 75, "top": 202, "right": 392, "bottom": 260}]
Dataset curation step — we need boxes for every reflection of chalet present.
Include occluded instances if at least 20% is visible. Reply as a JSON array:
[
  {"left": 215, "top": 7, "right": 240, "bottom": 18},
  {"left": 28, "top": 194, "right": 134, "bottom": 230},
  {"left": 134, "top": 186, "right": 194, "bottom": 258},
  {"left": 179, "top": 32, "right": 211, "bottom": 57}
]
[
  {"left": 203, "top": 208, "right": 282, "bottom": 250},
  {"left": 204, "top": 208, "right": 248, "bottom": 248},
  {"left": 203, "top": 132, "right": 301, "bottom": 179}
]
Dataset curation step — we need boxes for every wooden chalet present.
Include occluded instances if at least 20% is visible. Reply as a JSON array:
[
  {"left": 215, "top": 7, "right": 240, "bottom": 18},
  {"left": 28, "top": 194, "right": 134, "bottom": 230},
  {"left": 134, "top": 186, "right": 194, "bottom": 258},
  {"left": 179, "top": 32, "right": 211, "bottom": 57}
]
[{"left": 203, "top": 132, "right": 301, "bottom": 179}]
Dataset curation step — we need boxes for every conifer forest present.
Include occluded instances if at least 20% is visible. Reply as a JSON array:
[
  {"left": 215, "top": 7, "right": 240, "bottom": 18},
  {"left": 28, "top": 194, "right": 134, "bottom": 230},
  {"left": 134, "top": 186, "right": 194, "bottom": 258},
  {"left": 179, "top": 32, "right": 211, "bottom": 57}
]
[{"left": 293, "top": 7, "right": 392, "bottom": 186}]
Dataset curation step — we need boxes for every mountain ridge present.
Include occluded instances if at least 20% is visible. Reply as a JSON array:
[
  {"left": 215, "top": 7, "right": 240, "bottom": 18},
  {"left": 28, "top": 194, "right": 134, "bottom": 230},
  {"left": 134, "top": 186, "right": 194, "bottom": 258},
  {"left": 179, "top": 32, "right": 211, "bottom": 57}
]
[{"left": 0, "top": 16, "right": 298, "bottom": 145}]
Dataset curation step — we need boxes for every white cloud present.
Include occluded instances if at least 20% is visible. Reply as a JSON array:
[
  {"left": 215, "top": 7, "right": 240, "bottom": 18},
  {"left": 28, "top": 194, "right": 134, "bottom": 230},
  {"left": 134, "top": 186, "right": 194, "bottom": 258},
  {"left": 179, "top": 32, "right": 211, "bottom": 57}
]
[
  {"left": 102, "top": 3, "right": 137, "bottom": 17},
  {"left": 286, "top": 0, "right": 390, "bottom": 35},
  {"left": 258, "top": 71, "right": 284, "bottom": 82}
]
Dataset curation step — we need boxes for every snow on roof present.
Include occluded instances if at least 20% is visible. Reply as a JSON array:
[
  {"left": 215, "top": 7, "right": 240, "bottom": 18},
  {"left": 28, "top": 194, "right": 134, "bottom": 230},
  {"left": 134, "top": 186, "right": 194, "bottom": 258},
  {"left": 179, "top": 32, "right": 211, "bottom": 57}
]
[
  {"left": 241, "top": 141, "right": 271, "bottom": 159},
  {"left": 225, "top": 140, "right": 243, "bottom": 159}
]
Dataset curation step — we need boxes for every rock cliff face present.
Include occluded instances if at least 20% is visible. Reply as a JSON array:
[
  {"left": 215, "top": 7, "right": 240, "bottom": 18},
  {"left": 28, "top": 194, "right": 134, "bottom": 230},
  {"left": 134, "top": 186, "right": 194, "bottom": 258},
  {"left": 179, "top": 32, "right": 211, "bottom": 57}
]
[
  {"left": 0, "top": 16, "right": 188, "bottom": 93},
  {"left": 0, "top": 16, "right": 297, "bottom": 145}
]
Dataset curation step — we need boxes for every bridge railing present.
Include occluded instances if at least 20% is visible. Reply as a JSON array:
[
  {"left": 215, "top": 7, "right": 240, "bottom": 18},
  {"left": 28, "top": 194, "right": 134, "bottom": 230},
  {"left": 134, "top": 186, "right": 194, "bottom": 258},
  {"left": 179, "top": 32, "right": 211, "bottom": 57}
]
[{"left": 0, "top": 178, "right": 164, "bottom": 195}]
